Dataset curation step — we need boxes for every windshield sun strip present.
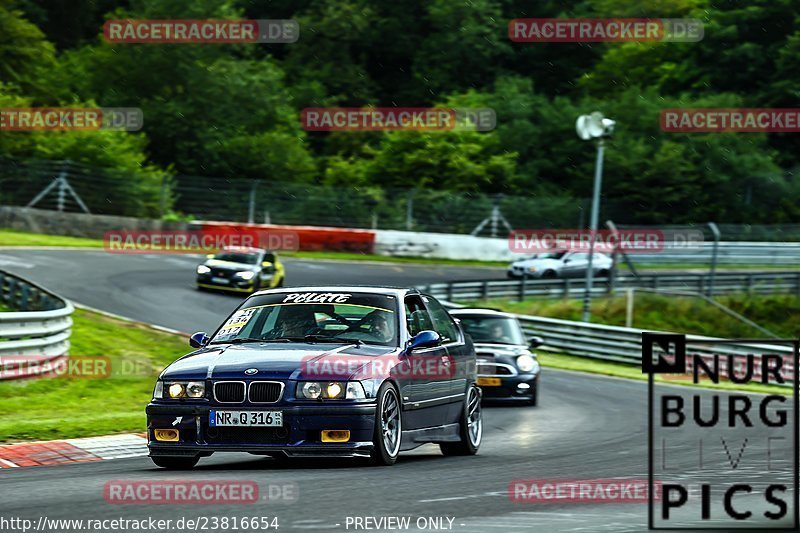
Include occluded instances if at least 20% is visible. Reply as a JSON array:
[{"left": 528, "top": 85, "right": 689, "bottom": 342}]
[{"left": 237, "top": 302, "right": 396, "bottom": 313}]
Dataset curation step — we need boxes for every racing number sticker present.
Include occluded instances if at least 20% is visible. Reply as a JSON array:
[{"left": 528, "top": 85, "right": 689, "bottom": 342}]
[{"left": 217, "top": 308, "right": 256, "bottom": 338}]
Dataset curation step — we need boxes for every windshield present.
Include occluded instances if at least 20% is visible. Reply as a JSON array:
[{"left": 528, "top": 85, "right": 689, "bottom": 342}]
[
  {"left": 535, "top": 252, "right": 566, "bottom": 260},
  {"left": 211, "top": 292, "right": 399, "bottom": 346},
  {"left": 213, "top": 252, "right": 260, "bottom": 265},
  {"left": 458, "top": 316, "right": 526, "bottom": 345}
]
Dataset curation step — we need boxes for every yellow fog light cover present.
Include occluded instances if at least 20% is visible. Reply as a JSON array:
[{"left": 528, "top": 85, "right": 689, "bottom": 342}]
[
  {"left": 154, "top": 429, "right": 179, "bottom": 442},
  {"left": 326, "top": 382, "right": 343, "bottom": 399},
  {"left": 321, "top": 430, "right": 350, "bottom": 443}
]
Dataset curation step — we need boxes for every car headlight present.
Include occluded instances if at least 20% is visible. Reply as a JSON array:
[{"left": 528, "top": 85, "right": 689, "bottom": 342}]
[
  {"left": 157, "top": 381, "right": 205, "bottom": 399},
  {"left": 186, "top": 382, "right": 205, "bottom": 398},
  {"left": 298, "top": 381, "right": 365, "bottom": 400},
  {"left": 516, "top": 354, "right": 538, "bottom": 373},
  {"left": 197, "top": 265, "right": 211, "bottom": 274},
  {"left": 346, "top": 382, "right": 366, "bottom": 399},
  {"left": 234, "top": 271, "right": 256, "bottom": 280}
]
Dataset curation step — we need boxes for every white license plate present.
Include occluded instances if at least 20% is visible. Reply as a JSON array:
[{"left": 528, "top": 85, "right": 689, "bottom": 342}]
[
  {"left": 209, "top": 410, "right": 283, "bottom": 427},
  {"left": 211, "top": 277, "right": 230, "bottom": 284}
]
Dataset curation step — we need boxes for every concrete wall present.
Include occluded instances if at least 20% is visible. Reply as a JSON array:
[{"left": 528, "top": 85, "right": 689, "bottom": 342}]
[
  {"left": 374, "top": 229, "right": 514, "bottom": 261},
  {"left": 0, "top": 206, "right": 515, "bottom": 260},
  {"left": 0, "top": 206, "right": 187, "bottom": 240}
]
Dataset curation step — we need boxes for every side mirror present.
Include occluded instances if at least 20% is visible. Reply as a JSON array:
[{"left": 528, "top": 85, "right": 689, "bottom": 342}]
[
  {"left": 406, "top": 330, "right": 441, "bottom": 352},
  {"left": 190, "top": 331, "right": 210, "bottom": 348},
  {"left": 563, "top": 258, "right": 571, "bottom": 263},
  {"left": 529, "top": 336, "right": 544, "bottom": 349}
]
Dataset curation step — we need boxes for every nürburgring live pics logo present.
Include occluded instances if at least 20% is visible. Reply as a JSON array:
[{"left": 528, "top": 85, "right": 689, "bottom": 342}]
[{"left": 644, "top": 333, "right": 799, "bottom": 530}]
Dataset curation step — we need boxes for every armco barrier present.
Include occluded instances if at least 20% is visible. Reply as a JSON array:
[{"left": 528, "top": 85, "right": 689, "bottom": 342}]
[
  {"left": 196, "top": 221, "right": 376, "bottom": 253},
  {"left": 0, "top": 270, "right": 73, "bottom": 379},
  {"left": 421, "top": 271, "right": 800, "bottom": 301},
  {"left": 441, "top": 301, "right": 796, "bottom": 385}
]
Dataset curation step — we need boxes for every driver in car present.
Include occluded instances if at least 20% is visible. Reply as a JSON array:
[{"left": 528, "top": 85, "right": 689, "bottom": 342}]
[
  {"left": 364, "top": 311, "right": 393, "bottom": 342},
  {"left": 489, "top": 322, "right": 513, "bottom": 344}
]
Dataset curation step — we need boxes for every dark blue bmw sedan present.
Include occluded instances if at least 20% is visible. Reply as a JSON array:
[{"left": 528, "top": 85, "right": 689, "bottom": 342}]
[{"left": 146, "top": 287, "right": 481, "bottom": 468}]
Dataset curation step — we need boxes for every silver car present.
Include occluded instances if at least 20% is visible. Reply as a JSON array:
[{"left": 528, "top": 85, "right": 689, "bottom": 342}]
[{"left": 507, "top": 251, "right": 613, "bottom": 279}]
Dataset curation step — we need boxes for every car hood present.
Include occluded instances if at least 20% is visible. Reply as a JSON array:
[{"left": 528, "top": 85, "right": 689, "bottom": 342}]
[
  {"left": 473, "top": 342, "right": 531, "bottom": 356},
  {"left": 202, "top": 259, "right": 258, "bottom": 272},
  {"left": 161, "top": 342, "right": 398, "bottom": 381},
  {"left": 511, "top": 258, "right": 560, "bottom": 268}
]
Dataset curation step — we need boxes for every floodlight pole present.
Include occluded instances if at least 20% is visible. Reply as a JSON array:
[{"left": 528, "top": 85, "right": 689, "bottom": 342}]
[{"left": 581, "top": 138, "right": 605, "bottom": 323}]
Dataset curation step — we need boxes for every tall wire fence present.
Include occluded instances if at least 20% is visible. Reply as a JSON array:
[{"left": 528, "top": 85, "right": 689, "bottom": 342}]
[{"left": 2, "top": 157, "right": 800, "bottom": 239}]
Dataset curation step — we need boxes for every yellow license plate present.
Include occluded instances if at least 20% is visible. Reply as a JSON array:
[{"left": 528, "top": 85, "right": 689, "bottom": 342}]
[{"left": 477, "top": 377, "right": 501, "bottom": 387}]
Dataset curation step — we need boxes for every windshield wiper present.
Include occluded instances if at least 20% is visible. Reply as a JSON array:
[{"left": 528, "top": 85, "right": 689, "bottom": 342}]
[
  {"left": 210, "top": 337, "right": 289, "bottom": 345},
  {"left": 276, "top": 335, "right": 363, "bottom": 347}
]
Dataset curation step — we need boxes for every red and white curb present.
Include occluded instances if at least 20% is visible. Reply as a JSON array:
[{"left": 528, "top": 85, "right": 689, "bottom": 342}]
[{"left": 0, "top": 433, "right": 148, "bottom": 468}]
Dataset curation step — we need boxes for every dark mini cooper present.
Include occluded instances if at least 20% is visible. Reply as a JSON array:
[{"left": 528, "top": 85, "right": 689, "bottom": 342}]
[
  {"left": 147, "top": 287, "right": 481, "bottom": 468},
  {"left": 449, "top": 308, "right": 543, "bottom": 405}
]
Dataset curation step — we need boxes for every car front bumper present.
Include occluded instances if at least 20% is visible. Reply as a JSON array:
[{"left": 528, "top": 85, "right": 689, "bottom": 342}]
[
  {"left": 146, "top": 403, "right": 377, "bottom": 458},
  {"left": 478, "top": 373, "right": 538, "bottom": 400},
  {"left": 196, "top": 275, "right": 255, "bottom": 292}
]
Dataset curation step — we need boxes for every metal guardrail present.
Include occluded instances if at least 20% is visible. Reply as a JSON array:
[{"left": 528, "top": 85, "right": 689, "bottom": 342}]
[
  {"left": 515, "top": 314, "right": 796, "bottom": 384},
  {"left": 0, "top": 270, "right": 73, "bottom": 378},
  {"left": 631, "top": 242, "right": 800, "bottom": 266},
  {"left": 421, "top": 270, "right": 800, "bottom": 302},
  {"left": 442, "top": 301, "right": 796, "bottom": 384}
]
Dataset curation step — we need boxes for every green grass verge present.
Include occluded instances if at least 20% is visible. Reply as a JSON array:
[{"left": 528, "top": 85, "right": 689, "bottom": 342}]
[
  {"left": 539, "top": 352, "right": 792, "bottom": 395},
  {"left": 0, "top": 229, "right": 104, "bottom": 248},
  {"left": 0, "top": 309, "right": 188, "bottom": 443},
  {"left": 476, "top": 293, "right": 800, "bottom": 338}
]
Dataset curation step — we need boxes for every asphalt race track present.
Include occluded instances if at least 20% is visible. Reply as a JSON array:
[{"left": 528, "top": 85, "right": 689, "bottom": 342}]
[
  {"left": 0, "top": 250, "right": 795, "bottom": 532},
  {"left": 0, "top": 250, "right": 507, "bottom": 332}
]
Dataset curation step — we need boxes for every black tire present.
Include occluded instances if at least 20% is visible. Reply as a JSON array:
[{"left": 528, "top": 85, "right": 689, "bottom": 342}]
[
  {"left": 528, "top": 376, "right": 540, "bottom": 406},
  {"left": 250, "top": 277, "right": 261, "bottom": 294},
  {"left": 597, "top": 269, "right": 610, "bottom": 278},
  {"left": 151, "top": 456, "right": 199, "bottom": 470},
  {"left": 542, "top": 270, "right": 557, "bottom": 279},
  {"left": 440, "top": 385, "right": 482, "bottom": 456},
  {"left": 369, "top": 382, "right": 402, "bottom": 466}
]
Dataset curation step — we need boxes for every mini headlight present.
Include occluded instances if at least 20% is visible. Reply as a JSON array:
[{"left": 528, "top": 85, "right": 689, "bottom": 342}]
[
  {"left": 186, "top": 382, "right": 205, "bottom": 398},
  {"left": 168, "top": 383, "right": 186, "bottom": 398},
  {"left": 301, "top": 382, "right": 322, "bottom": 399},
  {"left": 516, "top": 354, "right": 537, "bottom": 373},
  {"left": 153, "top": 381, "right": 164, "bottom": 399},
  {"left": 197, "top": 265, "right": 211, "bottom": 274},
  {"left": 235, "top": 271, "right": 256, "bottom": 280}
]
